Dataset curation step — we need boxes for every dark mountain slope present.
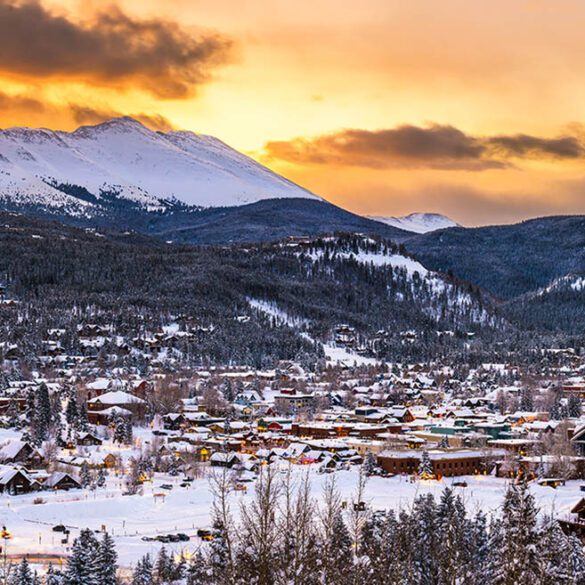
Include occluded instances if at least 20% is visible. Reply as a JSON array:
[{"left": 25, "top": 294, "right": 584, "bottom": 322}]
[
  {"left": 406, "top": 215, "right": 585, "bottom": 300},
  {"left": 146, "top": 198, "right": 413, "bottom": 244}
]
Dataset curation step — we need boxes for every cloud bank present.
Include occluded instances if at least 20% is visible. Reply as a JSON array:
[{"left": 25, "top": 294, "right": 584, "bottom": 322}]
[
  {"left": 0, "top": 0, "right": 233, "bottom": 98},
  {"left": 263, "top": 124, "right": 585, "bottom": 170}
]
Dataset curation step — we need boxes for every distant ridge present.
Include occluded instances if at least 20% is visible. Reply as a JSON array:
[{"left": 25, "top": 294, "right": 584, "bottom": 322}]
[{"left": 370, "top": 212, "right": 459, "bottom": 234}]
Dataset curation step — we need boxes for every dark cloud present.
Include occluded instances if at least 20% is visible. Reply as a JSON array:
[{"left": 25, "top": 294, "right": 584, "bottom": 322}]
[
  {"left": 0, "top": 90, "right": 46, "bottom": 113},
  {"left": 264, "top": 124, "right": 499, "bottom": 171},
  {"left": 486, "top": 134, "right": 585, "bottom": 159},
  {"left": 263, "top": 124, "right": 585, "bottom": 171},
  {"left": 0, "top": 0, "right": 232, "bottom": 98},
  {"left": 70, "top": 105, "right": 174, "bottom": 131}
]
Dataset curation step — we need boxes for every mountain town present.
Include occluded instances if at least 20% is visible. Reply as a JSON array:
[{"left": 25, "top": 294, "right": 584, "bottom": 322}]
[{"left": 3, "top": 0, "right": 585, "bottom": 582}]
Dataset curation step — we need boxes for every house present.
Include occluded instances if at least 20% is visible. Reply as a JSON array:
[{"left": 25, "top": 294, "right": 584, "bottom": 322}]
[
  {"left": 77, "top": 432, "right": 103, "bottom": 447},
  {"left": 44, "top": 472, "right": 82, "bottom": 491},
  {"left": 0, "top": 441, "right": 43, "bottom": 468},
  {"left": 274, "top": 391, "right": 315, "bottom": 414},
  {"left": 559, "top": 498, "right": 585, "bottom": 538},
  {"left": 87, "top": 390, "right": 147, "bottom": 420},
  {"left": 87, "top": 405, "right": 132, "bottom": 426},
  {"left": 0, "top": 467, "right": 40, "bottom": 495},
  {"left": 209, "top": 452, "right": 241, "bottom": 468}
]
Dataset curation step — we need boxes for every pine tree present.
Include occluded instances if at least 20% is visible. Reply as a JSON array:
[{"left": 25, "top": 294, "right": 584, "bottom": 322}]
[
  {"left": 439, "top": 435, "right": 450, "bottom": 449},
  {"left": 77, "top": 402, "right": 89, "bottom": 432},
  {"left": 80, "top": 462, "right": 92, "bottom": 488},
  {"left": 65, "top": 528, "right": 99, "bottom": 585},
  {"left": 363, "top": 451, "right": 377, "bottom": 476},
  {"left": 494, "top": 482, "right": 542, "bottom": 585},
  {"left": 465, "top": 510, "right": 490, "bottom": 582},
  {"left": 131, "top": 555, "right": 153, "bottom": 585},
  {"left": 7, "top": 398, "right": 20, "bottom": 429},
  {"left": 94, "top": 532, "right": 118, "bottom": 585},
  {"left": 208, "top": 513, "right": 232, "bottom": 585},
  {"left": 11, "top": 559, "right": 34, "bottom": 585},
  {"left": 519, "top": 385, "right": 534, "bottom": 411},
  {"left": 45, "top": 564, "right": 63, "bottom": 585},
  {"left": 567, "top": 534, "right": 585, "bottom": 584},
  {"left": 322, "top": 511, "right": 353, "bottom": 585},
  {"left": 154, "top": 547, "right": 175, "bottom": 584},
  {"left": 96, "top": 467, "right": 107, "bottom": 488},
  {"left": 436, "top": 487, "right": 466, "bottom": 585},
  {"left": 418, "top": 451, "right": 434, "bottom": 479},
  {"left": 124, "top": 418, "right": 134, "bottom": 445},
  {"left": 186, "top": 551, "right": 207, "bottom": 585},
  {"left": 66, "top": 397, "right": 79, "bottom": 428},
  {"left": 412, "top": 493, "right": 439, "bottom": 585},
  {"left": 568, "top": 394, "right": 582, "bottom": 418},
  {"left": 113, "top": 415, "right": 129, "bottom": 444},
  {"left": 539, "top": 518, "right": 572, "bottom": 585}
]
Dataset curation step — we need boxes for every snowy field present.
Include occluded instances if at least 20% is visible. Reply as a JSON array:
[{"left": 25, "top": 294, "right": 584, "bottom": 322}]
[{"left": 0, "top": 466, "right": 582, "bottom": 569}]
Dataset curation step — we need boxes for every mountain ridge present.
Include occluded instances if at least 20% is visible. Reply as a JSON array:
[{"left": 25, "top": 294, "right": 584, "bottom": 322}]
[{"left": 371, "top": 212, "right": 459, "bottom": 234}]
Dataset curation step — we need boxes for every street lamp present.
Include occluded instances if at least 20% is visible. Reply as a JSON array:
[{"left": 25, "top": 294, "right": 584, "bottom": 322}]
[{"left": 0, "top": 526, "right": 12, "bottom": 585}]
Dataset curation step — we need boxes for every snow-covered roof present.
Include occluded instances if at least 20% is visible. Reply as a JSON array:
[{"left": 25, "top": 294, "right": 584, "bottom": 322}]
[{"left": 88, "top": 391, "right": 145, "bottom": 405}]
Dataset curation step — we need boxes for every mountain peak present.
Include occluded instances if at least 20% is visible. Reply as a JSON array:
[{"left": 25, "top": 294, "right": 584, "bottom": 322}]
[
  {"left": 72, "top": 116, "right": 151, "bottom": 137},
  {"left": 0, "top": 116, "right": 319, "bottom": 211},
  {"left": 370, "top": 212, "right": 459, "bottom": 234}
]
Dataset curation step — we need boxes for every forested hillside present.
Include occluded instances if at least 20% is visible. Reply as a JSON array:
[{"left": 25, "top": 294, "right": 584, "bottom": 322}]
[{"left": 0, "top": 213, "right": 515, "bottom": 368}]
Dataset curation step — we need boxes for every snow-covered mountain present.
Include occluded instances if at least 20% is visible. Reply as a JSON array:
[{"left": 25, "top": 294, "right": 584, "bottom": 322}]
[
  {"left": 371, "top": 212, "right": 459, "bottom": 234},
  {"left": 0, "top": 116, "right": 318, "bottom": 215}
]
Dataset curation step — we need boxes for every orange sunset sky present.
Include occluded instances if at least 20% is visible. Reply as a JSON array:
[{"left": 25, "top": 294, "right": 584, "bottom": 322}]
[{"left": 1, "top": 0, "right": 585, "bottom": 224}]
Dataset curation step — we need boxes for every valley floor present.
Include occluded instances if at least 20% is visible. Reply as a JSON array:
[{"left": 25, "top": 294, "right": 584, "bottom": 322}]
[{"left": 0, "top": 465, "right": 581, "bottom": 569}]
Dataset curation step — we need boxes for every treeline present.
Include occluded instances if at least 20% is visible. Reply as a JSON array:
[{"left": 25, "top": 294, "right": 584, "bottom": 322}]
[{"left": 11, "top": 468, "right": 585, "bottom": 585}]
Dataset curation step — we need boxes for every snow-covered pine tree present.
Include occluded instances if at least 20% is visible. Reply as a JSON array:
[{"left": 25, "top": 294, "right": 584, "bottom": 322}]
[
  {"left": 113, "top": 415, "right": 127, "bottom": 444},
  {"left": 10, "top": 559, "right": 34, "bottom": 585},
  {"left": 538, "top": 518, "right": 572, "bottom": 585},
  {"left": 208, "top": 514, "right": 230, "bottom": 585},
  {"left": 566, "top": 534, "right": 585, "bottom": 584},
  {"left": 412, "top": 493, "right": 439, "bottom": 585},
  {"left": 124, "top": 418, "right": 133, "bottom": 445},
  {"left": 418, "top": 451, "right": 434, "bottom": 479},
  {"left": 7, "top": 398, "right": 20, "bottom": 429},
  {"left": 322, "top": 511, "right": 353, "bottom": 585},
  {"left": 37, "top": 382, "right": 53, "bottom": 435},
  {"left": 494, "top": 482, "right": 543, "bottom": 585},
  {"left": 65, "top": 397, "right": 79, "bottom": 428},
  {"left": 568, "top": 394, "right": 582, "bottom": 418},
  {"left": 45, "top": 563, "right": 64, "bottom": 585},
  {"left": 436, "top": 487, "right": 467, "bottom": 585},
  {"left": 64, "top": 528, "right": 99, "bottom": 585},
  {"left": 363, "top": 451, "right": 377, "bottom": 476},
  {"left": 94, "top": 532, "right": 118, "bottom": 585},
  {"left": 131, "top": 555, "right": 153, "bottom": 585},
  {"left": 80, "top": 461, "right": 92, "bottom": 488},
  {"left": 154, "top": 547, "right": 176, "bottom": 584},
  {"left": 96, "top": 467, "right": 107, "bottom": 488},
  {"left": 186, "top": 551, "right": 207, "bottom": 585},
  {"left": 77, "top": 402, "right": 89, "bottom": 432},
  {"left": 464, "top": 510, "right": 490, "bottom": 582}
]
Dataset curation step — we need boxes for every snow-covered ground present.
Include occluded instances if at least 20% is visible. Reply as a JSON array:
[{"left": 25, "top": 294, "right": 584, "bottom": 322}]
[{"left": 0, "top": 466, "right": 580, "bottom": 569}]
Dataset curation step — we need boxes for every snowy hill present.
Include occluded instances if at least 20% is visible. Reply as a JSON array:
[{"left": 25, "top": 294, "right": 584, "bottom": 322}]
[
  {"left": 371, "top": 213, "right": 459, "bottom": 234},
  {"left": 0, "top": 117, "right": 318, "bottom": 214}
]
